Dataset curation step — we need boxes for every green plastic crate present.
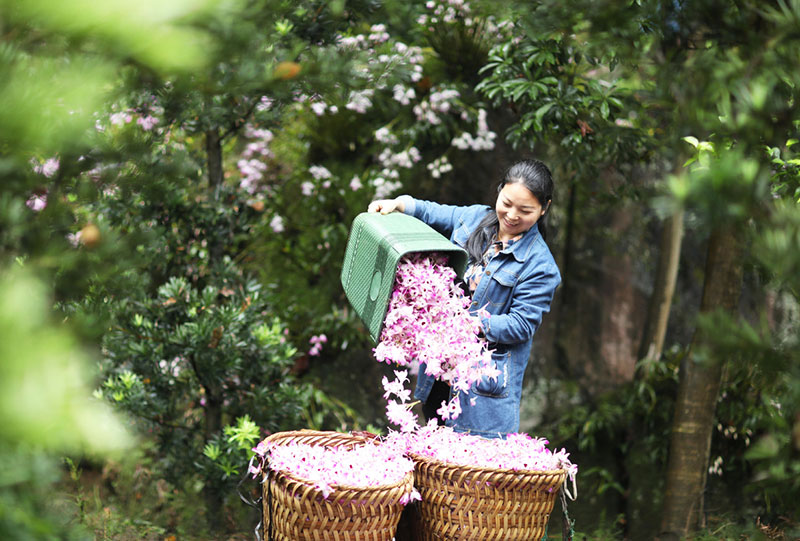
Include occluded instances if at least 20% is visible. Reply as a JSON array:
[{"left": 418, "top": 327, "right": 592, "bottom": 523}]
[{"left": 341, "top": 212, "right": 468, "bottom": 343}]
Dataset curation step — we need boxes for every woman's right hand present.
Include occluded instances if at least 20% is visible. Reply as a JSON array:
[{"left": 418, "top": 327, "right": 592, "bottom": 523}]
[{"left": 367, "top": 199, "right": 404, "bottom": 214}]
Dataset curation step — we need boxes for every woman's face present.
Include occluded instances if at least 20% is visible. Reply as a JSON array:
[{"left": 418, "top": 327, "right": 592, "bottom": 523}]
[{"left": 495, "top": 182, "right": 546, "bottom": 241}]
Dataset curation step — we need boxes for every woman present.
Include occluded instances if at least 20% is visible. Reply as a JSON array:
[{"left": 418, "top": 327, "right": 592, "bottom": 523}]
[{"left": 367, "top": 159, "right": 561, "bottom": 438}]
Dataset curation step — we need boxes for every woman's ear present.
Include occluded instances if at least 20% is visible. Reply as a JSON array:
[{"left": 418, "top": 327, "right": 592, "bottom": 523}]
[{"left": 542, "top": 200, "right": 551, "bottom": 215}]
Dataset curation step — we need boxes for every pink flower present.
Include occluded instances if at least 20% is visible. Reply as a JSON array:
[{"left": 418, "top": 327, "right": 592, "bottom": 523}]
[
  {"left": 386, "top": 400, "right": 418, "bottom": 432},
  {"left": 309, "top": 165, "right": 332, "bottom": 180},
  {"left": 256, "top": 96, "right": 273, "bottom": 111},
  {"left": 270, "top": 215, "right": 285, "bottom": 233},
  {"left": 372, "top": 253, "right": 496, "bottom": 427},
  {"left": 26, "top": 193, "right": 47, "bottom": 212},
  {"left": 255, "top": 439, "right": 417, "bottom": 503},
  {"left": 35, "top": 157, "right": 60, "bottom": 178},
  {"left": 400, "top": 488, "right": 421, "bottom": 504},
  {"left": 382, "top": 371, "right": 411, "bottom": 403},
  {"left": 110, "top": 111, "right": 133, "bottom": 125},
  {"left": 308, "top": 334, "right": 327, "bottom": 356},
  {"left": 252, "top": 440, "right": 270, "bottom": 457},
  {"left": 345, "top": 90, "right": 374, "bottom": 113},
  {"left": 395, "top": 425, "right": 578, "bottom": 483},
  {"left": 67, "top": 230, "right": 82, "bottom": 247},
  {"left": 137, "top": 115, "right": 159, "bottom": 131}
]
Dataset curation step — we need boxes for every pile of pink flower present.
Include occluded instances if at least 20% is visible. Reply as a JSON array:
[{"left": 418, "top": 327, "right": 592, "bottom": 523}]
[
  {"left": 373, "top": 253, "right": 497, "bottom": 429},
  {"left": 392, "top": 423, "right": 578, "bottom": 482},
  {"left": 252, "top": 438, "right": 420, "bottom": 504}
]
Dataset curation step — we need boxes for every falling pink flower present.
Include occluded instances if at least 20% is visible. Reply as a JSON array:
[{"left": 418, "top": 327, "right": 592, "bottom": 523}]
[
  {"left": 385, "top": 399, "right": 418, "bottom": 433},
  {"left": 382, "top": 370, "right": 412, "bottom": 403},
  {"left": 373, "top": 253, "right": 495, "bottom": 427}
]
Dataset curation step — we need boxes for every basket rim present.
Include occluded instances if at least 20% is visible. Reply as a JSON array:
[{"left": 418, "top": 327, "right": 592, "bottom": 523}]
[
  {"left": 262, "top": 429, "right": 415, "bottom": 494},
  {"left": 408, "top": 451, "right": 569, "bottom": 478}
]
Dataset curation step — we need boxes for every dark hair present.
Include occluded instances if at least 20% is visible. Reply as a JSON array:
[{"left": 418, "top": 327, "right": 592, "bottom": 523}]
[{"left": 465, "top": 159, "right": 554, "bottom": 263}]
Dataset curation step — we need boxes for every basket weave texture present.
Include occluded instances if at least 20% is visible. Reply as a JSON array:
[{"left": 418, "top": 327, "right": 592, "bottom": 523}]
[
  {"left": 262, "top": 430, "right": 414, "bottom": 541},
  {"left": 409, "top": 452, "right": 567, "bottom": 541}
]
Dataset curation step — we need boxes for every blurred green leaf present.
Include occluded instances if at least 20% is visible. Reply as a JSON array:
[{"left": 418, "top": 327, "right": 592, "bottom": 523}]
[
  {"left": 2, "top": 0, "right": 219, "bottom": 71},
  {"left": 0, "top": 267, "right": 132, "bottom": 454}
]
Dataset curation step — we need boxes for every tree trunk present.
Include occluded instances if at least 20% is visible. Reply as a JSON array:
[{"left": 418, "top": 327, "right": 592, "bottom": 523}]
[
  {"left": 204, "top": 392, "right": 225, "bottom": 533},
  {"left": 205, "top": 128, "right": 223, "bottom": 197},
  {"left": 190, "top": 351, "right": 225, "bottom": 532},
  {"left": 638, "top": 209, "right": 684, "bottom": 362},
  {"left": 658, "top": 226, "right": 743, "bottom": 539},
  {"left": 554, "top": 179, "right": 578, "bottom": 376},
  {"left": 205, "top": 127, "right": 227, "bottom": 265}
]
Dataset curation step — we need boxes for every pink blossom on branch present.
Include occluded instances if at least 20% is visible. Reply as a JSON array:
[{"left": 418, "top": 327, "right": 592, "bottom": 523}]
[
  {"left": 137, "top": 115, "right": 159, "bottom": 131},
  {"left": 269, "top": 215, "right": 284, "bottom": 233},
  {"left": 349, "top": 176, "right": 363, "bottom": 191},
  {"left": 26, "top": 192, "right": 48, "bottom": 212},
  {"left": 301, "top": 181, "right": 315, "bottom": 196},
  {"left": 308, "top": 333, "right": 327, "bottom": 356},
  {"left": 37, "top": 157, "right": 60, "bottom": 178}
]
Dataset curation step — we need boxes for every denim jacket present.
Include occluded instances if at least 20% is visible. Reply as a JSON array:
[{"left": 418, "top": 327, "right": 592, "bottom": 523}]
[{"left": 397, "top": 195, "right": 561, "bottom": 438}]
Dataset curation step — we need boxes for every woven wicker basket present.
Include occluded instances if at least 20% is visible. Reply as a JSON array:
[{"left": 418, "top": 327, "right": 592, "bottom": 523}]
[
  {"left": 409, "top": 452, "right": 567, "bottom": 541},
  {"left": 261, "top": 430, "right": 414, "bottom": 541}
]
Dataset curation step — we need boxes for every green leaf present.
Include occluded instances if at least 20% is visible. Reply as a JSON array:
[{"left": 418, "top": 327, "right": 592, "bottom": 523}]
[
  {"left": 511, "top": 83, "right": 529, "bottom": 101},
  {"left": 535, "top": 102, "right": 555, "bottom": 124},
  {"left": 203, "top": 442, "right": 221, "bottom": 461},
  {"left": 683, "top": 136, "right": 700, "bottom": 148},
  {"left": 744, "top": 434, "right": 781, "bottom": 461}
]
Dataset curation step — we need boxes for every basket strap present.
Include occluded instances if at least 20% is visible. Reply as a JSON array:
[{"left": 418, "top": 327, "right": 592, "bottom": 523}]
[
  {"left": 559, "top": 484, "right": 575, "bottom": 541},
  {"left": 266, "top": 458, "right": 274, "bottom": 541},
  {"left": 236, "top": 455, "right": 264, "bottom": 541}
]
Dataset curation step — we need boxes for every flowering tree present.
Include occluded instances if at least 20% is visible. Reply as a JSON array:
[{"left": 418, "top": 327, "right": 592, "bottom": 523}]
[{"left": 235, "top": 1, "right": 513, "bottom": 375}]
